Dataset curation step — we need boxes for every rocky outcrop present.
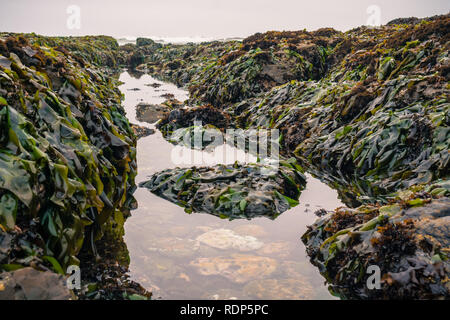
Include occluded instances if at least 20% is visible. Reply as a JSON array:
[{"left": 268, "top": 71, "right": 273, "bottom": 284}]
[
  {"left": 130, "top": 14, "right": 450, "bottom": 299},
  {"left": 140, "top": 159, "right": 306, "bottom": 219},
  {"left": 302, "top": 186, "right": 450, "bottom": 299},
  {"left": 0, "top": 34, "right": 139, "bottom": 298},
  {"left": 0, "top": 267, "right": 72, "bottom": 300}
]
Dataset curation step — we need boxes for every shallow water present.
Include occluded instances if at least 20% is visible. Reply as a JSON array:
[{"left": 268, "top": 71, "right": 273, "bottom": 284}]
[{"left": 119, "top": 71, "right": 343, "bottom": 300}]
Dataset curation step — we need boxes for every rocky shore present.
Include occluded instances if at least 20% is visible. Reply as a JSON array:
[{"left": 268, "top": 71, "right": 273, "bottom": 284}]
[
  {"left": 0, "top": 13, "right": 448, "bottom": 300},
  {"left": 125, "top": 14, "right": 449, "bottom": 299}
]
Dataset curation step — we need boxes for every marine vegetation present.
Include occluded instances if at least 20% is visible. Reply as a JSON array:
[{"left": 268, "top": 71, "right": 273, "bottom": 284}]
[
  {"left": 140, "top": 158, "right": 305, "bottom": 220},
  {"left": 131, "top": 14, "right": 450, "bottom": 299},
  {"left": 0, "top": 34, "right": 147, "bottom": 299}
]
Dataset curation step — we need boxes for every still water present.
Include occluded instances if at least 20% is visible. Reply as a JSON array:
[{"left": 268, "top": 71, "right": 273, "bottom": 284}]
[{"left": 119, "top": 71, "right": 342, "bottom": 300}]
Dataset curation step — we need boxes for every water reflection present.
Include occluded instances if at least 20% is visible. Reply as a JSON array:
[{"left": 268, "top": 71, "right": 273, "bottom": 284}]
[{"left": 119, "top": 71, "right": 343, "bottom": 300}]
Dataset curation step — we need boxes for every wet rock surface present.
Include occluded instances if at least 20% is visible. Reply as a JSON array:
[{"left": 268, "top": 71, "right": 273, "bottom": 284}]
[
  {"left": 243, "top": 278, "right": 314, "bottom": 300},
  {"left": 147, "top": 237, "right": 200, "bottom": 258},
  {"left": 128, "top": 14, "right": 450, "bottom": 299},
  {"left": 140, "top": 159, "right": 306, "bottom": 219},
  {"left": 0, "top": 267, "right": 72, "bottom": 300}
]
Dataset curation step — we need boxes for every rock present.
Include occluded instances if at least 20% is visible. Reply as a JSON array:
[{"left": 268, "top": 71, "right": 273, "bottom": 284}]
[
  {"left": 145, "top": 82, "right": 162, "bottom": 88},
  {"left": 196, "top": 229, "right": 263, "bottom": 252},
  {"left": 160, "top": 93, "right": 175, "bottom": 99},
  {"left": 0, "top": 267, "right": 72, "bottom": 300},
  {"left": 135, "top": 103, "right": 170, "bottom": 124},
  {"left": 243, "top": 278, "right": 314, "bottom": 300},
  {"left": 302, "top": 195, "right": 450, "bottom": 299},
  {"left": 189, "top": 254, "right": 277, "bottom": 283},
  {"left": 140, "top": 159, "right": 306, "bottom": 220},
  {"left": 157, "top": 105, "right": 231, "bottom": 138},
  {"left": 257, "top": 241, "right": 292, "bottom": 259},
  {"left": 147, "top": 237, "right": 199, "bottom": 258},
  {"left": 178, "top": 273, "right": 191, "bottom": 282},
  {"left": 202, "top": 289, "right": 241, "bottom": 300},
  {"left": 233, "top": 224, "right": 268, "bottom": 238},
  {"left": 138, "top": 255, "right": 182, "bottom": 281},
  {"left": 131, "top": 124, "right": 155, "bottom": 139}
]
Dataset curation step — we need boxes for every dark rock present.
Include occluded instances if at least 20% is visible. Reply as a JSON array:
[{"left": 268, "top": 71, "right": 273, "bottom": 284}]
[
  {"left": 131, "top": 124, "right": 155, "bottom": 139},
  {"left": 157, "top": 105, "right": 231, "bottom": 137},
  {"left": 140, "top": 159, "right": 306, "bottom": 220},
  {"left": 0, "top": 267, "right": 72, "bottom": 300},
  {"left": 302, "top": 194, "right": 450, "bottom": 299},
  {"left": 135, "top": 103, "right": 170, "bottom": 124}
]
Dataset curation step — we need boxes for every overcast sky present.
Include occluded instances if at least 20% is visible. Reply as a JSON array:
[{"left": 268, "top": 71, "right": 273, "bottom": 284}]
[{"left": 0, "top": 0, "right": 448, "bottom": 39}]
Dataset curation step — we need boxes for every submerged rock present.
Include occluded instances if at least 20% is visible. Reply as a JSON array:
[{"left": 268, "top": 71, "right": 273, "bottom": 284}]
[
  {"left": 202, "top": 289, "right": 241, "bottom": 300},
  {"left": 147, "top": 237, "right": 199, "bottom": 258},
  {"left": 189, "top": 254, "right": 277, "bottom": 283},
  {"left": 257, "top": 241, "right": 293, "bottom": 259},
  {"left": 233, "top": 224, "right": 268, "bottom": 238},
  {"left": 139, "top": 159, "right": 306, "bottom": 220},
  {"left": 243, "top": 278, "right": 314, "bottom": 300},
  {"left": 196, "top": 228, "right": 263, "bottom": 252}
]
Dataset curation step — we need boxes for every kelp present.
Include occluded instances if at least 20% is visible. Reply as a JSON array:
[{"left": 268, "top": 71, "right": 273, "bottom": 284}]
[
  {"left": 0, "top": 35, "right": 137, "bottom": 275},
  {"left": 302, "top": 184, "right": 450, "bottom": 299},
  {"left": 129, "top": 30, "right": 336, "bottom": 108},
  {"left": 140, "top": 159, "right": 306, "bottom": 220},
  {"left": 126, "top": 14, "right": 450, "bottom": 299}
]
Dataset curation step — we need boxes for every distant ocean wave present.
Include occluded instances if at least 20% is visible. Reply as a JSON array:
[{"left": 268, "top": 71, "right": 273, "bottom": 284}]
[{"left": 116, "top": 35, "right": 243, "bottom": 45}]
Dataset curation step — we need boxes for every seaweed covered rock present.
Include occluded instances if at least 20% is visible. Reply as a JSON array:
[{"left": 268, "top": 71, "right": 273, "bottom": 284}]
[
  {"left": 140, "top": 159, "right": 306, "bottom": 220},
  {"left": 0, "top": 34, "right": 123, "bottom": 70},
  {"left": 132, "top": 29, "right": 342, "bottom": 107},
  {"left": 135, "top": 102, "right": 171, "bottom": 124},
  {"left": 0, "top": 34, "right": 137, "bottom": 274},
  {"left": 130, "top": 16, "right": 449, "bottom": 205},
  {"left": 223, "top": 15, "right": 450, "bottom": 204},
  {"left": 157, "top": 105, "right": 231, "bottom": 138},
  {"left": 0, "top": 267, "right": 73, "bottom": 300},
  {"left": 130, "top": 124, "right": 155, "bottom": 139},
  {"left": 302, "top": 183, "right": 450, "bottom": 299}
]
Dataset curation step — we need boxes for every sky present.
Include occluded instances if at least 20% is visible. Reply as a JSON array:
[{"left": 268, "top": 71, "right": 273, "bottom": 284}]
[{"left": 0, "top": 0, "right": 449, "bottom": 39}]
